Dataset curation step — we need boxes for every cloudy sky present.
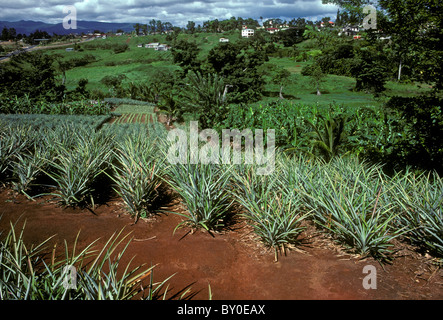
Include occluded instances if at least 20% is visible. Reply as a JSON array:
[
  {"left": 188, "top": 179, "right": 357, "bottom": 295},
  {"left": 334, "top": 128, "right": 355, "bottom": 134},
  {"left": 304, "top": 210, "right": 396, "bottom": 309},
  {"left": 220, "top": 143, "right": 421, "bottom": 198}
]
[{"left": 0, "top": 0, "right": 339, "bottom": 26}]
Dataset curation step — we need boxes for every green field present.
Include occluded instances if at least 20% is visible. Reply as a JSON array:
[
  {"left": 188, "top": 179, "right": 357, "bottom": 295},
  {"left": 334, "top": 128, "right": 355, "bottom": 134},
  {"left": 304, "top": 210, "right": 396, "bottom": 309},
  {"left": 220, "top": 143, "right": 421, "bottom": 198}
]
[
  {"left": 0, "top": 113, "right": 111, "bottom": 130},
  {"left": 44, "top": 34, "right": 431, "bottom": 110},
  {"left": 112, "top": 103, "right": 155, "bottom": 114},
  {"left": 261, "top": 56, "right": 432, "bottom": 108}
]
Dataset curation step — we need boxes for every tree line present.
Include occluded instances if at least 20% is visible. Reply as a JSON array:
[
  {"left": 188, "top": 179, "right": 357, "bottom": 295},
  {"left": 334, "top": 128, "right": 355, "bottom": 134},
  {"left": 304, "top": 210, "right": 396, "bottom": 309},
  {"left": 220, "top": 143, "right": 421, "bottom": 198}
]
[
  {"left": 131, "top": 10, "right": 380, "bottom": 37},
  {"left": 1, "top": 27, "right": 78, "bottom": 45}
]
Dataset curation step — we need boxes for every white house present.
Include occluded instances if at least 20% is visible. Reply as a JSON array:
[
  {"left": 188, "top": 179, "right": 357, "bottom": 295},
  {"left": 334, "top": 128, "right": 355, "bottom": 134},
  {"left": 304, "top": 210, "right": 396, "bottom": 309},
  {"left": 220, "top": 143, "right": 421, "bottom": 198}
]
[
  {"left": 145, "top": 42, "right": 160, "bottom": 49},
  {"left": 339, "top": 25, "right": 360, "bottom": 36},
  {"left": 266, "top": 27, "right": 279, "bottom": 34},
  {"left": 155, "top": 44, "right": 170, "bottom": 51},
  {"left": 320, "top": 21, "right": 335, "bottom": 28},
  {"left": 241, "top": 28, "right": 254, "bottom": 38}
]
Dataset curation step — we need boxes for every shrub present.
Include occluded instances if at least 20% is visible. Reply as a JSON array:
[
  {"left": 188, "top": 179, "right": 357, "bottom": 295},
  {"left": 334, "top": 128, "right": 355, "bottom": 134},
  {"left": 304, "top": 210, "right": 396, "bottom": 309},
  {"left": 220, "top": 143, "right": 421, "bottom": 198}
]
[
  {"left": 0, "top": 51, "right": 64, "bottom": 102},
  {"left": 113, "top": 43, "right": 129, "bottom": 54},
  {"left": 385, "top": 95, "right": 443, "bottom": 174}
]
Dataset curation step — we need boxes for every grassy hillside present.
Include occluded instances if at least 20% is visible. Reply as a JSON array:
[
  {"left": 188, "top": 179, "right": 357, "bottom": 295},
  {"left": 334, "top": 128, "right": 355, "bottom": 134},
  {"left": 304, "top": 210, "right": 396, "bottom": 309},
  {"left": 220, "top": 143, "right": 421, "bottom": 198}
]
[{"left": 44, "top": 33, "right": 431, "bottom": 108}]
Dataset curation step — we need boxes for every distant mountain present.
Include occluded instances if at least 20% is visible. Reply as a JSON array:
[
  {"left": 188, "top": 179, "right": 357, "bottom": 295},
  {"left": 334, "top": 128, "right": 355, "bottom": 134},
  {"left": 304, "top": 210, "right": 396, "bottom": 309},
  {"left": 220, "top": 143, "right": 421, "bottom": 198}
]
[{"left": 0, "top": 20, "right": 135, "bottom": 35}]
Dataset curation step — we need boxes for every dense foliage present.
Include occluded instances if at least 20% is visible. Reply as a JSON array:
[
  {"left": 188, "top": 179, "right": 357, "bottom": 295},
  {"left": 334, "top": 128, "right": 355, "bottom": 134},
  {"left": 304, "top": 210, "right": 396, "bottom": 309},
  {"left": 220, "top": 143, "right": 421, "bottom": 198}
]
[
  {"left": 0, "top": 51, "right": 64, "bottom": 102},
  {"left": 222, "top": 99, "right": 443, "bottom": 175}
]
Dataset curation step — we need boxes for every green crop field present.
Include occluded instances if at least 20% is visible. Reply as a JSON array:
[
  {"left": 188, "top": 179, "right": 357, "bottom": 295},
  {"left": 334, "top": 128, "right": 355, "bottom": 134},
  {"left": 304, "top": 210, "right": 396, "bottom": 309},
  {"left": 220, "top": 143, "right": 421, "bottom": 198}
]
[
  {"left": 0, "top": 113, "right": 112, "bottom": 130},
  {"left": 112, "top": 113, "right": 156, "bottom": 124},
  {"left": 113, "top": 103, "right": 155, "bottom": 114},
  {"left": 105, "top": 99, "right": 157, "bottom": 124},
  {"left": 1, "top": 115, "right": 441, "bottom": 264}
]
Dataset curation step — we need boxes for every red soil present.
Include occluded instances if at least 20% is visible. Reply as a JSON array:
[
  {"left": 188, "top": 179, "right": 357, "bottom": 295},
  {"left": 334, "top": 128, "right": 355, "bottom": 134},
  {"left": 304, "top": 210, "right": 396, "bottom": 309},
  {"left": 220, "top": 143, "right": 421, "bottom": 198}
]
[{"left": 0, "top": 189, "right": 442, "bottom": 300}]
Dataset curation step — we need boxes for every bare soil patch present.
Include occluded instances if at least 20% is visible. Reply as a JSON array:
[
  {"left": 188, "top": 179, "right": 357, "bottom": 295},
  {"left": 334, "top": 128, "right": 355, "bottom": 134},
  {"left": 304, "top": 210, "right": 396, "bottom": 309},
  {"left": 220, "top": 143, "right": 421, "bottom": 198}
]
[{"left": 0, "top": 189, "right": 442, "bottom": 300}]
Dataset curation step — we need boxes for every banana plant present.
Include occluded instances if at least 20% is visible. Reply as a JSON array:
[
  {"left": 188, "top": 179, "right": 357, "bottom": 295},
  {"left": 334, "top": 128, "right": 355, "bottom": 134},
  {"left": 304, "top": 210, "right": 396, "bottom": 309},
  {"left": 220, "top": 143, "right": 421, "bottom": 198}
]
[
  {"left": 157, "top": 90, "right": 182, "bottom": 126},
  {"left": 305, "top": 110, "right": 348, "bottom": 162}
]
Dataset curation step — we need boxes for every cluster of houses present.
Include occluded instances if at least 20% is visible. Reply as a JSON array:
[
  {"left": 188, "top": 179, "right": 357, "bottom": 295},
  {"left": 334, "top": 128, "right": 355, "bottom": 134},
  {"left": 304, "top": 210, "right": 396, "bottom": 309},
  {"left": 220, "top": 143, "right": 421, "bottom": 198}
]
[
  {"left": 240, "top": 22, "right": 387, "bottom": 41},
  {"left": 66, "top": 20, "right": 384, "bottom": 55},
  {"left": 137, "top": 42, "right": 171, "bottom": 51},
  {"left": 81, "top": 32, "right": 122, "bottom": 40},
  {"left": 338, "top": 24, "right": 360, "bottom": 38}
]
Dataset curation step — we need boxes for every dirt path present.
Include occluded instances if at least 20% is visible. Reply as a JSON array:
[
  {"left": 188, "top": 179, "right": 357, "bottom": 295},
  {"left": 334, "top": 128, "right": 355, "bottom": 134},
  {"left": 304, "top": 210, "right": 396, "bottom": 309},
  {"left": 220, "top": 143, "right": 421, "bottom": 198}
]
[{"left": 0, "top": 189, "right": 441, "bottom": 300}]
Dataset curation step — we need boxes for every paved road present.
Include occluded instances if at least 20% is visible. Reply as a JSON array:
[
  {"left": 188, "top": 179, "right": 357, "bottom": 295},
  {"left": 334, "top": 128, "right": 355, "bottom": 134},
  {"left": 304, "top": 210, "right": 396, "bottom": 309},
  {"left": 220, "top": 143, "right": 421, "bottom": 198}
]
[
  {"left": 0, "top": 45, "right": 38, "bottom": 61},
  {"left": 0, "top": 38, "right": 94, "bottom": 62}
]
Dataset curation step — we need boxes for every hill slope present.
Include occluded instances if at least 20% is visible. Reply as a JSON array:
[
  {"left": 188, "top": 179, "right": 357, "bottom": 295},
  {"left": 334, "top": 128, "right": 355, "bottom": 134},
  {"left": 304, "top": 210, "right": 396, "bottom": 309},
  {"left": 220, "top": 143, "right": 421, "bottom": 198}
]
[{"left": 0, "top": 20, "right": 135, "bottom": 35}]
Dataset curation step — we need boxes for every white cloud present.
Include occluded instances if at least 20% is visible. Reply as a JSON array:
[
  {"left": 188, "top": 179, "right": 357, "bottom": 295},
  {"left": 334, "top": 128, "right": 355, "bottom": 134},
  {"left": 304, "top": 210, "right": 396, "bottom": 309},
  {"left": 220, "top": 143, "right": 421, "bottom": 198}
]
[{"left": 0, "top": 0, "right": 339, "bottom": 26}]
